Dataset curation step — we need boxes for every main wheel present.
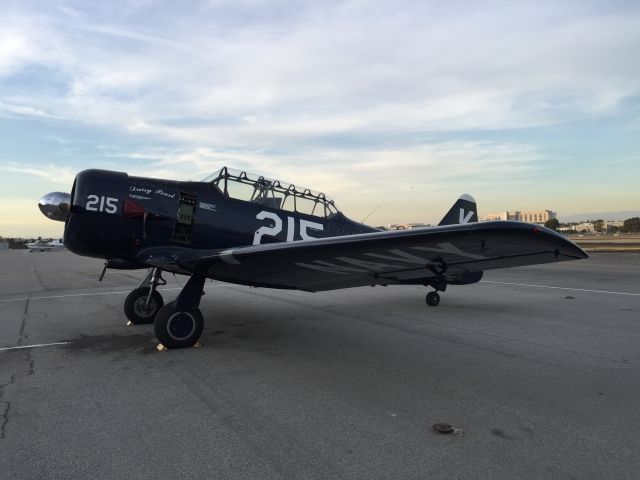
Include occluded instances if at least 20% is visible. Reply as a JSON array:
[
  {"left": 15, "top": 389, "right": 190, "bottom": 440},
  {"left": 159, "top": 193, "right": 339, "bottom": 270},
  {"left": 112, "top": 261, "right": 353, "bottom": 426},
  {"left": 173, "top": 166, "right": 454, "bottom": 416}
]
[
  {"left": 426, "top": 291, "right": 440, "bottom": 307},
  {"left": 124, "top": 287, "right": 164, "bottom": 325},
  {"left": 154, "top": 305, "right": 204, "bottom": 349}
]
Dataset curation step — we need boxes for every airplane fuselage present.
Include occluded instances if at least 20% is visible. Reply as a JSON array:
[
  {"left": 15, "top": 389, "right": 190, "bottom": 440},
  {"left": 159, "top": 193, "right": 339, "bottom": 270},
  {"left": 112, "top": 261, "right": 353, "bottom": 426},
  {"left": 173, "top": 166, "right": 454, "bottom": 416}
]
[{"left": 64, "top": 169, "right": 375, "bottom": 270}]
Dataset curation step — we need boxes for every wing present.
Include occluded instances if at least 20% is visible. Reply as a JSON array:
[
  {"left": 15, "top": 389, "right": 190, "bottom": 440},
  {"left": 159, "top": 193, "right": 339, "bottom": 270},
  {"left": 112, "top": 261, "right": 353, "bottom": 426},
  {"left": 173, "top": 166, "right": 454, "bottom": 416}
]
[{"left": 136, "top": 221, "right": 587, "bottom": 292}]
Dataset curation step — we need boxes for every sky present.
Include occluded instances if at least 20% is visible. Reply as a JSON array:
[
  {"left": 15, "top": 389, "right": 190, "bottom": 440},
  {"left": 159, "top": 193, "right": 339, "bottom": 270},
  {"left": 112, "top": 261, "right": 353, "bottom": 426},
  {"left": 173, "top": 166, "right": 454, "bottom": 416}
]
[{"left": 0, "top": 0, "right": 639, "bottom": 237}]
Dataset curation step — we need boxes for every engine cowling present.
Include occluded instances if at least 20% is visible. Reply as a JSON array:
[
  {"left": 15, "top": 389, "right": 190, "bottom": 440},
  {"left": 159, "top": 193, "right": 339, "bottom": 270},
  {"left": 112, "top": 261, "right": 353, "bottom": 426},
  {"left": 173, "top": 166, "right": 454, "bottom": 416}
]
[{"left": 63, "top": 169, "right": 129, "bottom": 259}]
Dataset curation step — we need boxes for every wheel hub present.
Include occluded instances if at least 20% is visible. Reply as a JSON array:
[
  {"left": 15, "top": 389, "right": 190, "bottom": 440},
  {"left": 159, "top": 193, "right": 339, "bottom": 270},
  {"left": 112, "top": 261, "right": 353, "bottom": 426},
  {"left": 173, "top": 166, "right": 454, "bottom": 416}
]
[
  {"left": 133, "top": 297, "right": 157, "bottom": 318},
  {"left": 167, "top": 312, "right": 196, "bottom": 340}
]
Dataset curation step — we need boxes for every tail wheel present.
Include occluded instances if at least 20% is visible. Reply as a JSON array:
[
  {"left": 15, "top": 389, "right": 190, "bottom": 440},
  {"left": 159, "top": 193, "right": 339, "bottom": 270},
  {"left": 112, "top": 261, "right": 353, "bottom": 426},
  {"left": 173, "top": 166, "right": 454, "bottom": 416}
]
[
  {"left": 124, "top": 287, "right": 164, "bottom": 324},
  {"left": 426, "top": 291, "right": 441, "bottom": 307},
  {"left": 154, "top": 305, "right": 204, "bottom": 349}
]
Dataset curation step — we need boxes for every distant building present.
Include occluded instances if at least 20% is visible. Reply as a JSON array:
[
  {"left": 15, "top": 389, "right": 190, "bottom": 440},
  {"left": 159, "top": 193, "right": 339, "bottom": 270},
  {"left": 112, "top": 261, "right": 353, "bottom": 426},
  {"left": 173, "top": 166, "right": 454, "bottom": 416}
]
[
  {"left": 406, "top": 222, "right": 430, "bottom": 229},
  {"left": 387, "top": 222, "right": 431, "bottom": 230},
  {"left": 481, "top": 210, "right": 556, "bottom": 225},
  {"left": 562, "top": 221, "right": 623, "bottom": 234},
  {"left": 0, "top": 241, "right": 8, "bottom": 251},
  {"left": 482, "top": 211, "right": 520, "bottom": 221},
  {"left": 521, "top": 210, "right": 557, "bottom": 224},
  {"left": 604, "top": 221, "right": 624, "bottom": 231},
  {"left": 575, "top": 222, "right": 595, "bottom": 233}
]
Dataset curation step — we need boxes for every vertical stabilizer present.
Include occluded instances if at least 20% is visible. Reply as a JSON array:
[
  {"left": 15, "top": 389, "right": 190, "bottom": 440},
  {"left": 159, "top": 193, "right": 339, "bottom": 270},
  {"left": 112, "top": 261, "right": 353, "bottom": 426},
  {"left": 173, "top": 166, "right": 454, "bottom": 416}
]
[{"left": 438, "top": 194, "right": 477, "bottom": 226}]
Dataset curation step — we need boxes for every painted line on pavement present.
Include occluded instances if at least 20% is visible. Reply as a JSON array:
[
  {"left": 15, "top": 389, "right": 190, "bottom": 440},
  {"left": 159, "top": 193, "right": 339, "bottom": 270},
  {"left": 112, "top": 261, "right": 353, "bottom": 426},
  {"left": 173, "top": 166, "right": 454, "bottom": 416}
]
[
  {"left": 0, "top": 342, "right": 70, "bottom": 352},
  {"left": 0, "top": 284, "right": 229, "bottom": 304},
  {"left": 481, "top": 280, "right": 640, "bottom": 296}
]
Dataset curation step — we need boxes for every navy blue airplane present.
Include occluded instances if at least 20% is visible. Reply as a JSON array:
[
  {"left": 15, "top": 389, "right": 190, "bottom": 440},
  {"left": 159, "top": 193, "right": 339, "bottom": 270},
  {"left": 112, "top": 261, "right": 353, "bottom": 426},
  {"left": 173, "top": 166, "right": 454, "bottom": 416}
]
[{"left": 39, "top": 167, "right": 587, "bottom": 349}]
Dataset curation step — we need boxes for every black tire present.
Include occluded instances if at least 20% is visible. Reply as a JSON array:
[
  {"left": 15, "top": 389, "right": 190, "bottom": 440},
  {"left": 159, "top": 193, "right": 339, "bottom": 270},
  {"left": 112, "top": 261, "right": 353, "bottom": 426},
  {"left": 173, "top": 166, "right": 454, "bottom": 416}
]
[
  {"left": 124, "top": 287, "right": 164, "bottom": 324},
  {"left": 426, "top": 291, "right": 440, "bottom": 307},
  {"left": 154, "top": 305, "right": 204, "bottom": 349}
]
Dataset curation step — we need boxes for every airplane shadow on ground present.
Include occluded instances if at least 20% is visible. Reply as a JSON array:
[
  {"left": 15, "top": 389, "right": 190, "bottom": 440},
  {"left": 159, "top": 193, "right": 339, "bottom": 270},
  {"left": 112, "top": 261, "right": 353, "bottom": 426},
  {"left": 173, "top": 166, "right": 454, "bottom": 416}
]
[{"left": 59, "top": 282, "right": 570, "bottom": 359}]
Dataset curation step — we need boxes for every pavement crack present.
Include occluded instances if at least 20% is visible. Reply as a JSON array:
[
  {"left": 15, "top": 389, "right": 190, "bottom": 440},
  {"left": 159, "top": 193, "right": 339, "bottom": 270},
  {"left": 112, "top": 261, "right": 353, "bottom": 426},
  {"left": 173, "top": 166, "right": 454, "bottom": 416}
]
[
  {"left": 0, "top": 401, "right": 10, "bottom": 439},
  {"left": 19, "top": 298, "right": 36, "bottom": 375},
  {"left": 30, "top": 266, "right": 47, "bottom": 292},
  {"left": 18, "top": 298, "right": 31, "bottom": 347},
  {"left": 27, "top": 349, "right": 35, "bottom": 376},
  {"left": 0, "top": 297, "right": 37, "bottom": 440},
  {"left": 0, "top": 373, "right": 16, "bottom": 439}
]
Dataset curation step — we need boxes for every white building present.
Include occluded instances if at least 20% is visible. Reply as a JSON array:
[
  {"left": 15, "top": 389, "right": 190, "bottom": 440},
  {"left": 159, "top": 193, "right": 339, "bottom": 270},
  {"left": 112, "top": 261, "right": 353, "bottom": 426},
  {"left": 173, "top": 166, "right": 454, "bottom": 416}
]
[
  {"left": 482, "top": 211, "right": 516, "bottom": 221},
  {"left": 481, "top": 210, "right": 556, "bottom": 224},
  {"left": 575, "top": 222, "right": 595, "bottom": 233}
]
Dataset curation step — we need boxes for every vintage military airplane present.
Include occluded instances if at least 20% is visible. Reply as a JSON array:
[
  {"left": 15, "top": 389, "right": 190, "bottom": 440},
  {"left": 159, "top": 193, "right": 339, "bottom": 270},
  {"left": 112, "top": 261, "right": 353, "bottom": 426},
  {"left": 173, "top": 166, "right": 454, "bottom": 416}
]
[
  {"left": 38, "top": 167, "right": 587, "bottom": 349},
  {"left": 26, "top": 238, "right": 64, "bottom": 252},
  {"left": 26, "top": 239, "right": 55, "bottom": 252}
]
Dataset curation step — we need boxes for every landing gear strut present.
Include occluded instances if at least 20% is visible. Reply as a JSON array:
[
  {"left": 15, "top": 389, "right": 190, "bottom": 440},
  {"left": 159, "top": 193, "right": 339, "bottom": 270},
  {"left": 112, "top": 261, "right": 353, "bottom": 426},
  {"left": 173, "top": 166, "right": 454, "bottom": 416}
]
[
  {"left": 154, "top": 273, "right": 206, "bottom": 349},
  {"left": 124, "top": 268, "right": 165, "bottom": 324}
]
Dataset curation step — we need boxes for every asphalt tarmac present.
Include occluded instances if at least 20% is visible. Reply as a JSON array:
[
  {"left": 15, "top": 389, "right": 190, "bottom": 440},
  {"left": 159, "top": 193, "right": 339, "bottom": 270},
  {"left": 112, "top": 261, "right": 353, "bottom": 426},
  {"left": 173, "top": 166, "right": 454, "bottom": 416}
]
[{"left": 0, "top": 249, "right": 639, "bottom": 479}]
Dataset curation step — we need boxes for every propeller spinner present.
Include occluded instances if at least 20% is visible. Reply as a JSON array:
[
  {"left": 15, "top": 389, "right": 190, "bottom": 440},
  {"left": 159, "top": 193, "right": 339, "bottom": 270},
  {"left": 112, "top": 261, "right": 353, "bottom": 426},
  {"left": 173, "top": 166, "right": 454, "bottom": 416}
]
[{"left": 38, "top": 192, "right": 71, "bottom": 222}]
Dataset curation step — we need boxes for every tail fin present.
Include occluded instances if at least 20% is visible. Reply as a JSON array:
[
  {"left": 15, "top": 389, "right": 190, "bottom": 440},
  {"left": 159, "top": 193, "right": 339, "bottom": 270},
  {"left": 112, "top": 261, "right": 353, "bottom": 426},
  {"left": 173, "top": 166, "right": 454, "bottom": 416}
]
[{"left": 438, "top": 194, "right": 477, "bottom": 226}]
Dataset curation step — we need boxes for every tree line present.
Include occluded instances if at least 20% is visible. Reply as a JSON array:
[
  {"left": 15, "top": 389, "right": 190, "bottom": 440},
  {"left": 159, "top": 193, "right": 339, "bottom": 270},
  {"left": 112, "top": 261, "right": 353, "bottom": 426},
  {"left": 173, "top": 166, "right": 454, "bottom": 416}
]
[{"left": 544, "top": 217, "right": 640, "bottom": 233}]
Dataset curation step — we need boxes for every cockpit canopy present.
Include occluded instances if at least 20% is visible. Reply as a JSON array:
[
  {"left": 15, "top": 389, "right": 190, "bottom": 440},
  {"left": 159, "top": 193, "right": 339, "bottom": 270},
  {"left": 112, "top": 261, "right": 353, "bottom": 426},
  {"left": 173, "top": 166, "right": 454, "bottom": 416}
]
[{"left": 203, "top": 167, "right": 340, "bottom": 218}]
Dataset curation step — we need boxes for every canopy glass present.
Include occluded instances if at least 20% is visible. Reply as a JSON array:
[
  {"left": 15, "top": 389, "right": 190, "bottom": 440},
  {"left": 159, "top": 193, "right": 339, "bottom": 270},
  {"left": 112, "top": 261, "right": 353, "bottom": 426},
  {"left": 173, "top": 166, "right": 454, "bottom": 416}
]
[{"left": 203, "top": 167, "right": 340, "bottom": 218}]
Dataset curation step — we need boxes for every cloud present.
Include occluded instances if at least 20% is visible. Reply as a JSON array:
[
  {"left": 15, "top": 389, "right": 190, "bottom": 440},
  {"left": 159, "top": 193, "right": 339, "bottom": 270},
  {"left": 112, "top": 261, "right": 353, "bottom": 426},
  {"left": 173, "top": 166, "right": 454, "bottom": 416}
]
[
  {"left": 120, "top": 138, "right": 544, "bottom": 196},
  {"left": 1, "top": 1, "right": 639, "bottom": 143},
  {"left": 0, "top": 12, "right": 70, "bottom": 76},
  {"left": 0, "top": 101, "right": 54, "bottom": 119},
  {"left": 0, "top": 162, "right": 76, "bottom": 185}
]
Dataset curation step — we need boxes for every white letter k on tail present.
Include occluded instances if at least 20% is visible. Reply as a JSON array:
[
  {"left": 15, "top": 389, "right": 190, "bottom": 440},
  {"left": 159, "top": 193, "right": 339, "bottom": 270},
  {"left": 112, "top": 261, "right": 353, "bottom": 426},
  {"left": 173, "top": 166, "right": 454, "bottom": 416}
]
[{"left": 459, "top": 208, "right": 474, "bottom": 224}]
